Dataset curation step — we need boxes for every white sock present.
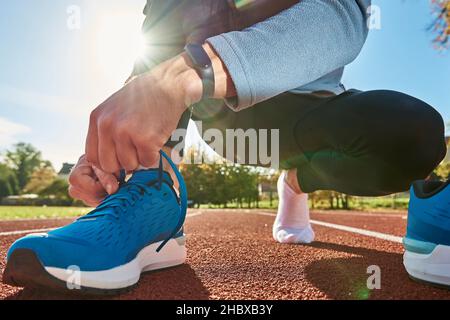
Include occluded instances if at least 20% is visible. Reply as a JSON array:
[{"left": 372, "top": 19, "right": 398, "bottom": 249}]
[{"left": 273, "top": 171, "right": 315, "bottom": 244}]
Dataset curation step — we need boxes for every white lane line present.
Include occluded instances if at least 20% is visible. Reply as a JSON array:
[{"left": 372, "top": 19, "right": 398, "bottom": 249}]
[
  {"left": 315, "top": 212, "right": 407, "bottom": 219},
  {"left": 310, "top": 220, "right": 403, "bottom": 243},
  {"left": 249, "top": 211, "right": 403, "bottom": 244},
  {"left": 0, "top": 228, "right": 54, "bottom": 237},
  {"left": 186, "top": 211, "right": 203, "bottom": 218},
  {"left": 260, "top": 210, "right": 406, "bottom": 219},
  {"left": 0, "top": 212, "right": 204, "bottom": 237}
]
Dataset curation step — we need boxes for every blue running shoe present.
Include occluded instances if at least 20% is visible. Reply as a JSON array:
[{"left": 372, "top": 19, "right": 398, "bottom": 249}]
[
  {"left": 3, "top": 151, "right": 188, "bottom": 295},
  {"left": 403, "top": 179, "right": 450, "bottom": 288}
]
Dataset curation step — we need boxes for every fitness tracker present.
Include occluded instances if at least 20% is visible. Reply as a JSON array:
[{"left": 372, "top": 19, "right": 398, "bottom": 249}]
[{"left": 184, "top": 43, "right": 215, "bottom": 100}]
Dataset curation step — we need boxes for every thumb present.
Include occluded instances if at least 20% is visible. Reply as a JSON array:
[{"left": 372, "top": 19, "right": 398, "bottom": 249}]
[{"left": 92, "top": 165, "right": 119, "bottom": 195}]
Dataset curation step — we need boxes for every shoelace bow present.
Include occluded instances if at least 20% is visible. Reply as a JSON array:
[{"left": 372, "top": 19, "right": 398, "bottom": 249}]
[{"left": 78, "top": 151, "right": 187, "bottom": 253}]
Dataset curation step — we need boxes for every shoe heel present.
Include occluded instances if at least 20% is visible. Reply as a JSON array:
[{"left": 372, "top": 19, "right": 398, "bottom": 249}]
[
  {"left": 142, "top": 236, "right": 187, "bottom": 272},
  {"left": 403, "top": 237, "right": 436, "bottom": 255},
  {"left": 403, "top": 237, "right": 450, "bottom": 288}
]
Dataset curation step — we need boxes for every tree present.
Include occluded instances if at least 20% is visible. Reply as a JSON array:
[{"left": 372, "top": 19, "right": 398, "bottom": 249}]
[
  {"left": 207, "top": 162, "right": 230, "bottom": 207},
  {"left": 229, "top": 165, "right": 259, "bottom": 208},
  {"left": 310, "top": 190, "right": 352, "bottom": 210},
  {"left": 0, "top": 164, "right": 18, "bottom": 199},
  {"left": 39, "top": 178, "right": 71, "bottom": 200},
  {"left": 432, "top": 126, "right": 449, "bottom": 179},
  {"left": 4, "top": 143, "right": 48, "bottom": 192},
  {"left": 180, "top": 163, "right": 209, "bottom": 208},
  {"left": 430, "top": 0, "right": 450, "bottom": 50},
  {"left": 258, "top": 170, "right": 279, "bottom": 208},
  {"left": 23, "top": 166, "right": 57, "bottom": 194},
  {"left": 181, "top": 147, "right": 261, "bottom": 208},
  {"left": 0, "top": 179, "right": 12, "bottom": 200},
  {"left": 434, "top": 161, "right": 450, "bottom": 179}
]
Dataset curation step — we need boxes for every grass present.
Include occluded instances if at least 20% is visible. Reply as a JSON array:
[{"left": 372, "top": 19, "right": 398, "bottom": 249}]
[
  {"left": 352, "top": 197, "right": 409, "bottom": 210},
  {"left": 199, "top": 200, "right": 279, "bottom": 210},
  {"left": 199, "top": 196, "right": 410, "bottom": 211},
  {"left": 0, "top": 195, "right": 409, "bottom": 221},
  {"left": 0, "top": 206, "right": 91, "bottom": 220}
]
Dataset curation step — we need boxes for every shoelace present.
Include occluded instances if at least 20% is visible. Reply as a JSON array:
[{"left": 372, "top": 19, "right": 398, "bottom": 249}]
[
  {"left": 82, "top": 182, "right": 152, "bottom": 218},
  {"left": 79, "top": 150, "right": 187, "bottom": 253}
]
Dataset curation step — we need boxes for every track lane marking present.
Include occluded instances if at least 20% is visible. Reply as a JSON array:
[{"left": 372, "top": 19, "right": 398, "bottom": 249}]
[
  {"left": 260, "top": 210, "right": 406, "bottom": 219},
  {"left": 0, "top": 210, "right": 403, "bottom": 244},
  {"left": 246, "top": 211, "right": 404, "bottom": 244},
  {"left": 0, "top": 212, "right": 204, "bottom": 237},
  {"left": 0, "top": 228, "right": 54, "bottom": 237},
  {"left": 309, "top": 220, "right": 403, "bottom": 243}
]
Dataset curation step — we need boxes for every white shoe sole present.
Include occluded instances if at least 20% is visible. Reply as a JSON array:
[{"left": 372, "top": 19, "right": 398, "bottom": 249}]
[
  {"left": 404, "top": 244, "right": 450, "bottom": 288},
  {"left": 45, "top": 236, "right": 187, "bottom": 290}
]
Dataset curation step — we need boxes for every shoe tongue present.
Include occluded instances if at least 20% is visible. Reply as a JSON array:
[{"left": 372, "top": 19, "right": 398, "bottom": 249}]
[{"left": 128, "top": 170, "right": 173, "bottom": 185}]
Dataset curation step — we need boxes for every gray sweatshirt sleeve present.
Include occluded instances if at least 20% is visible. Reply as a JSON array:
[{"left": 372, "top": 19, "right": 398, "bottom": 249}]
[{"left": 207, "top": 0, "right": 370, "bottom": 111}]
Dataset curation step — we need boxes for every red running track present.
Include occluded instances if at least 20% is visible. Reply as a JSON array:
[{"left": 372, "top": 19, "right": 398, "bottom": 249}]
[{"left": 1, "top": 209, "right": 449, "bottom": 300}]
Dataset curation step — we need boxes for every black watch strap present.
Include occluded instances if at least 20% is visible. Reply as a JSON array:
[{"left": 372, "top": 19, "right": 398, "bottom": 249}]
[{"left": 184, "top": 44, "right": 215, "bottom": 100}]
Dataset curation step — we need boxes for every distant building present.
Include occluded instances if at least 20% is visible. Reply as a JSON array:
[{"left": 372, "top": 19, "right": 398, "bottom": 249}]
[
  {"left": 258, "top": 182, "right": 277, "bottom": 200},
  {"left": 58, "top": 163, "right": 75, "bottom": 180},
  {"left": 259, "top": 182, "right": 276, "bottom": 195}
]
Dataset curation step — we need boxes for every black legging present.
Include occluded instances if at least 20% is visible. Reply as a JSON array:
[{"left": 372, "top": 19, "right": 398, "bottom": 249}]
[{"left": 169, "top": 89, "right": 446, "bottom": 197}]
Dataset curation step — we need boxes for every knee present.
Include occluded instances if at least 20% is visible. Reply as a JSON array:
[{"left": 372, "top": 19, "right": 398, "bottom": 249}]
[{"left": 381, "top": 91, "right": 447, "bottom": 181}]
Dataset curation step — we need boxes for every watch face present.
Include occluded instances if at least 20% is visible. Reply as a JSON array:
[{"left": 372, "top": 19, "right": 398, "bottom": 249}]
[{"left": 186, "top": 44, "right": 211, "bottom": 69}]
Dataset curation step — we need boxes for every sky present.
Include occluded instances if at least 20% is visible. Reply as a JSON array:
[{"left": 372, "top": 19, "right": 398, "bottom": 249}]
[{"left": 0, "top": 0, "right": 449, "bottom": 170}]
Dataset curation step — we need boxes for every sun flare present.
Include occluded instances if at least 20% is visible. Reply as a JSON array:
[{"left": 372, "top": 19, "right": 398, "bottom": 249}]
[{"left": 94, "top": 12, "right": 146, "bottom": 83}]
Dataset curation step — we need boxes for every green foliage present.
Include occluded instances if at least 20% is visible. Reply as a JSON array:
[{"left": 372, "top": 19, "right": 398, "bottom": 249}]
[
  {"left": 39, "top": 178, "right": 71, "bottom": 200},
  {"left": 0, "top": 164, "right": 18, "bottom": 199},
  {"left": 0, "top": 142, "right": 73, "bottom": 206},
  {"left": 23, "top": 166, "right": 57, "bottom": 194},
  {"left": 430, "top": 0, "right": 450, "bottom": 50},
  {"left": 180, "top": 163, "right": 208, "bottom": 207},
  {"left": 4, "top": 143, "right": 48, "bottom": 192},
  {"left": 433, "top": 132, "right": 449, "bottom": 180},
  {"left": 180, "top": 156, "right": 260, "bottom": 208},
  {"left": 0, "top": 206, "right": 90, "bottom": 220},
  {"left": 258, "top": 172, "right": 278, "bottom": 207},
  {"left": 434, "top": 161, "right": 450, "bottom": 180},
  {"left": 0, "top": 179, "right": 12, "bottom": 199},
  {"left": 310, "top": 191, "right": 352, "bottom": 210}
]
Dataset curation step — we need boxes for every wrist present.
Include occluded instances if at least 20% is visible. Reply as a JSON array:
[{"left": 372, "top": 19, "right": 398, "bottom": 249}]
[
  {"left": 178, "top": 53, "right": 204, "bottom": 106},
  {"left": 153, "top": 53, "right": 203, "bottom": 111},
  {"left": 155, "top": 43, "right": 236, "bottom": 109},
  {"left": 203, "top": 43, "right": 236, "bottom": 99},
  {"left": 179, "top": 43, "right": 236, "bottom": 104}
]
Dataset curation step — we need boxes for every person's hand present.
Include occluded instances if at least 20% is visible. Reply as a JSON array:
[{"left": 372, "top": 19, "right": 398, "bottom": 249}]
[
  {"left": 68, "top": 155, "right": 119, "bottom": 207},
  {"left": 85, "top": 53, "right": 203, "bottom": 173},
  {"left": 86, "top": 43, "right": 235, "bottom": 173}
]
